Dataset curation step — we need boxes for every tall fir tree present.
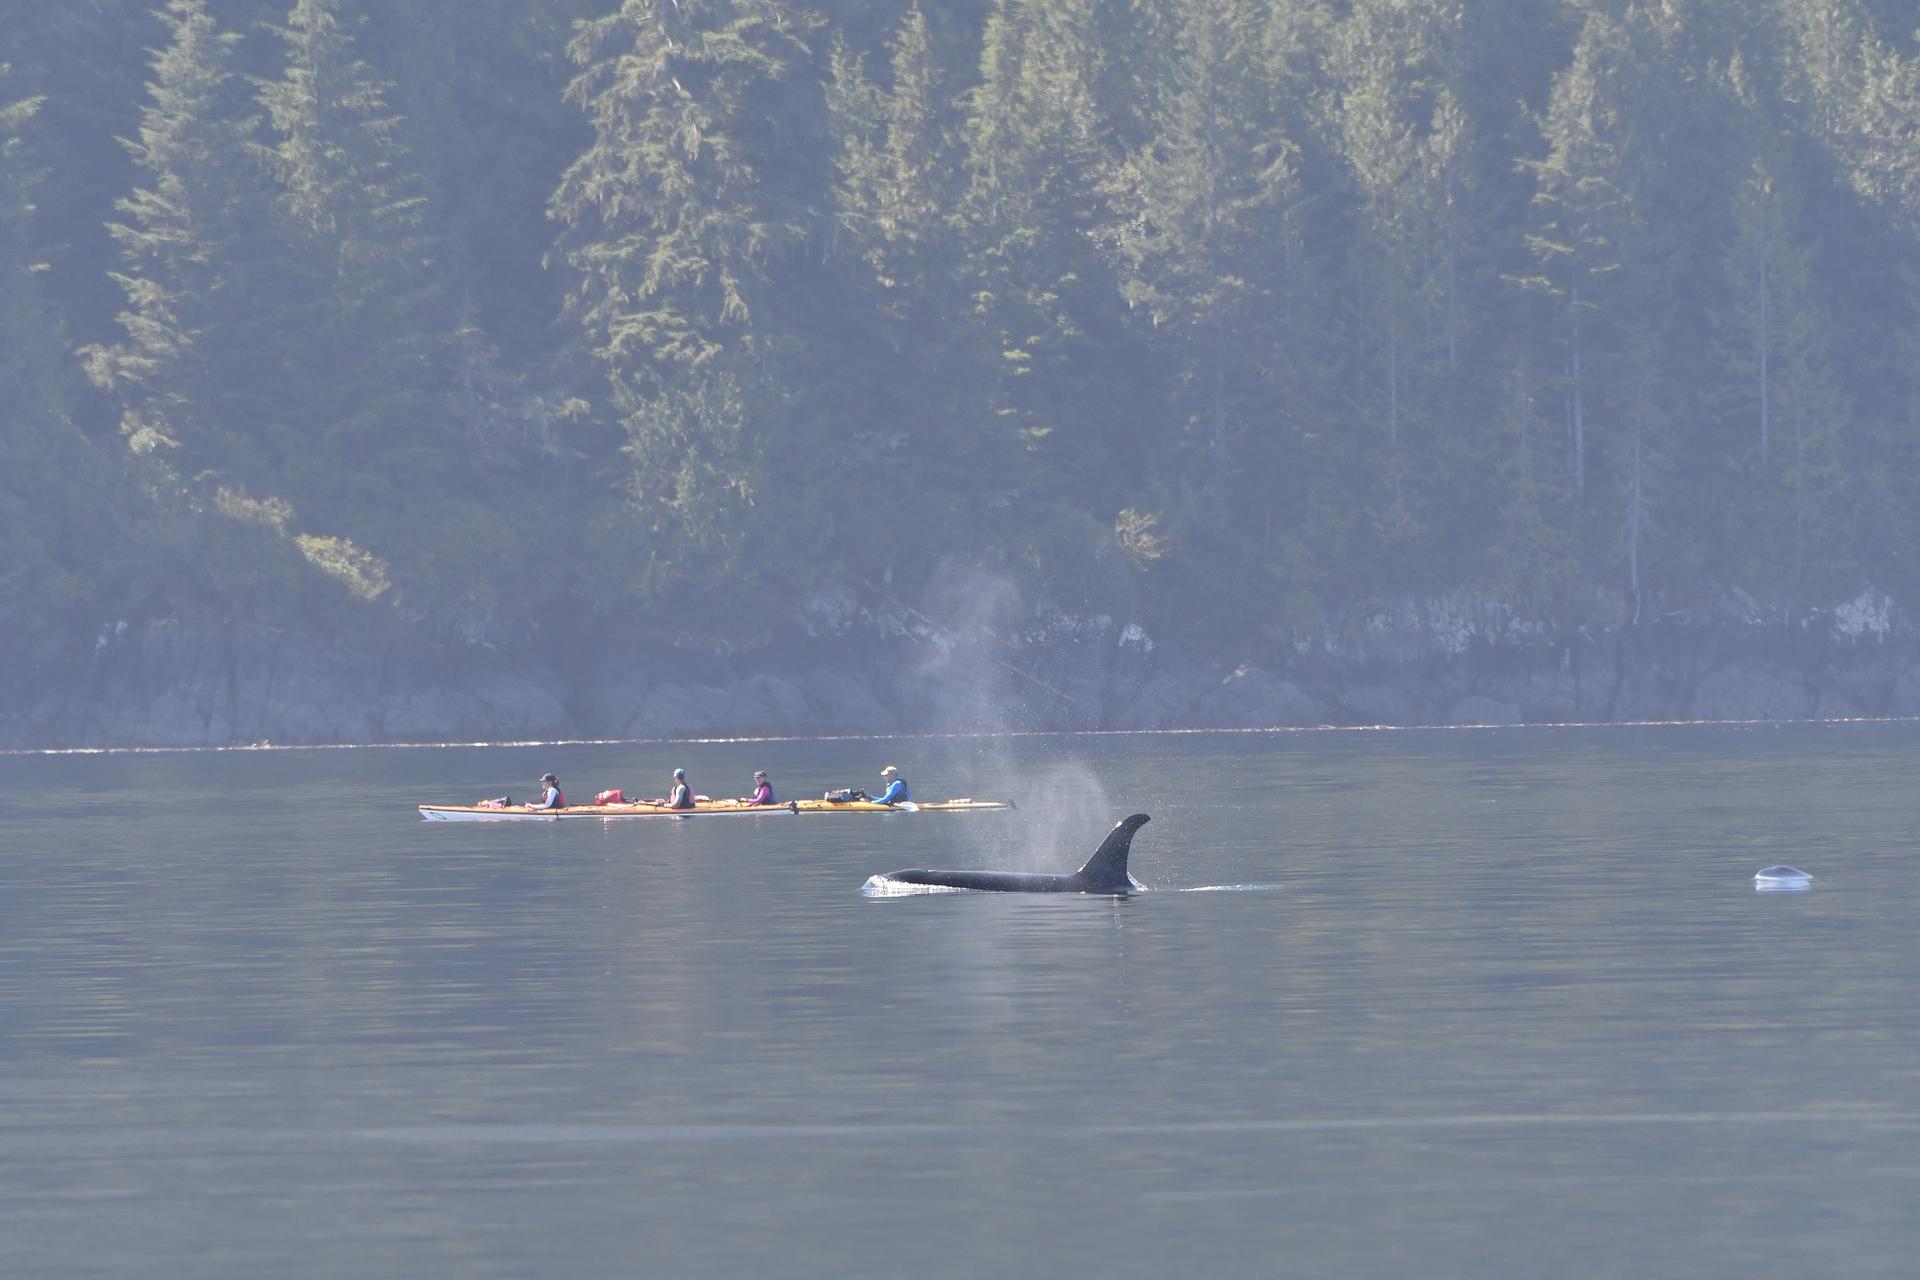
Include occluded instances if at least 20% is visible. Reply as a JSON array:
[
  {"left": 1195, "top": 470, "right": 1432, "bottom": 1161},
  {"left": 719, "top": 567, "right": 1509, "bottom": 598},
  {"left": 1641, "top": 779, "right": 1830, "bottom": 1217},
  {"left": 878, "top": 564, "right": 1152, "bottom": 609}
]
[
  {"left": 1, "top": 65, "right": 139, "bottom": 652},
  {"left": 1711, "top": 148, "right": 1849, "bottom": 568},
  {"left": 550, "top": 0, "right": 814, "bottom": 372},
  {"left": 254, "top": 0, "right": 464, "bottom": 524},
  {"left": 0, "top": 0, "right": 158, "bottom": 363},
  {"left": 255, "top": 0, "right": 534, "bottom": 636},
  {"left": 1521, "top": 3, "right": 1698, "bottom": 616},
  {"left": 1326, "top": 0, "right": 1478, "bottom": 588},
  {"left": 84, "top": 0, "right": 272, "bottom": 471},
  {"left": 822, "top": 8, "right": 998, "bottom": 583},
  {"left": 259, "top": 0, "right": 444, "bottom": 439},
  {"left": 1488, "top": 362, "right": 1580, "bottom": 616},
  {"left": 962, "top": 0, "right": 1147, "bottom": 531},
  {"left": 551, "top": 0, "right": 821, "bottom": 605},
  {"left": 1112, "top": 0, "right": 1313, "bottom": 600}
]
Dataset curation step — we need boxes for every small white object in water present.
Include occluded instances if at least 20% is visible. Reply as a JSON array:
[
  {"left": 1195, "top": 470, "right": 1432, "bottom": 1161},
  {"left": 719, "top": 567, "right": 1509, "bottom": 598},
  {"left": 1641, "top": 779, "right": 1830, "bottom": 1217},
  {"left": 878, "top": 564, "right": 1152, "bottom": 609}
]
[{"left": 1753, "top": 865, "right": 1813, "bottom": 891}]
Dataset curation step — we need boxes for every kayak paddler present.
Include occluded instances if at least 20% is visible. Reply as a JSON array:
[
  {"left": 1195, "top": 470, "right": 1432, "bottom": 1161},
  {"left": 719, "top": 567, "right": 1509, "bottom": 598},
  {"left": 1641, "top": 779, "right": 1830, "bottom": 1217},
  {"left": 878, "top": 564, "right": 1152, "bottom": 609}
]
[
  {"left": 665, "top": 768, "right": 695, "bottom": 810},
  {"left": 529, "top": 773, "right": 565, "bottom": 810},
  {"left": 875, "top": 764, "right": 909, "bottom": 807},
  {"left": 741, "top": 770, "right": 776, "bottom": 805}
]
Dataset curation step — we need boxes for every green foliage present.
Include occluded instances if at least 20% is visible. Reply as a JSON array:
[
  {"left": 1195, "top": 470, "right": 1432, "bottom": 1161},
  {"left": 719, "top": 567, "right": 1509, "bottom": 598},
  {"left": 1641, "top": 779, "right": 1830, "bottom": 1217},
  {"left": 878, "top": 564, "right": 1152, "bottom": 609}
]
[
  {"left": 1112, "top": 507, "right": 1169, "bottom": 568},
  {"left": 84, "top": 0, "right": 269, "bottom": 465},
  {"left": 0, "top": 64, "right": 145, "bottom": 648},
  {"left": 550, "top": 0, "right": 815, "bottom": 373},
  {"left": 16, "top": 0, "right": 1920, "bottom": 680},
  {"left": 296, "top": 532, "right": 392, "bottom": 601}
]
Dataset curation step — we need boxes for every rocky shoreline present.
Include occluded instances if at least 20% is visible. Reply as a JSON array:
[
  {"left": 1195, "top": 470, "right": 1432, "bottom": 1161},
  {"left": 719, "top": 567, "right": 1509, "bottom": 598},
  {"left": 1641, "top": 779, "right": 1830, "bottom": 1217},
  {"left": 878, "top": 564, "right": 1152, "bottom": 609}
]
[{"left": 6, "top": 592, "right": 1919, "bottom": 750}]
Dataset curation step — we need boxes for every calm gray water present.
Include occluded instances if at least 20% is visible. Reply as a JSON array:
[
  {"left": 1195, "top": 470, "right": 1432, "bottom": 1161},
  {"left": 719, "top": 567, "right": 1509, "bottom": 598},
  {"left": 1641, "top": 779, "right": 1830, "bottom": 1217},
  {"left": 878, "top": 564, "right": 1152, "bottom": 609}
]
[{"left": 3, "top": 724, "right": 1918, "bottom": 1277}]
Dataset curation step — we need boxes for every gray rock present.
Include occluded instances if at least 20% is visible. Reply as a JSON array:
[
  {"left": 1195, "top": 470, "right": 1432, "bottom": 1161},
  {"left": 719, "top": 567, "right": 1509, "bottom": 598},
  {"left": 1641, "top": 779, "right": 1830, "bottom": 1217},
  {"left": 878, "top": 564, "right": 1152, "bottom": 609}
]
[
  {"left": 1815, "top": 657, "right": 1897, "bottom": 716},
  {"left": 1123, "top": 665, "right": 1204, "bottom": 729},
  {"left": 1337, "top": 683, "right": 1420, "bottom": 725},
  {"left": 1105, "top": 623, "right": 1157, "bottom": 696},
  {"left": 797, "top": 670, "right": 897, "bottom": 733},
  {"left": 893, "top": 655, "right": 1018, "bottom": 732},
  {"left": 1610, "top": 674, "right": 1674, "bottom": 721},
  {"left": 1689, "top": 660, "right": 1814, "bottom": 721},
  {"left": 276, "top": 688, "right": 354, "bottom": 742},
  {"left": 1816, "top": 692, "right": 1866, "bottom": 720},
  {"left": 631, "top": 682, "right": 735, "bottom": 737},
  {"left": 1015, "top": 657, "right": 1108, "bottom": 731},
  {"left": 725, "top": 673, "right": 812, "bottom": 734},
  {"left": 371, "top": 676, "right": 568, "bottom": 745},
  {"left": 378, "top": 690, "right": 466, "bottom": 741},
  {"left": 1447, "top": 695, "right": 1522, "bottom": 726},
  {"left": 1197, "top": 666, "right": 1322, "bottom": 728},
  {"left": 1510, "top": 670, "right": 1587, "bottom": 723},
  {"left": 591, "top": 673, "right": 655, "bottom": 738},
  {"left": 1889, "top": 664, "right": 1920, "bottom": 714},
  {"left": 469, "top": 674, "right": 572, "bottom": 737},
  {"left": 1112, "top": 643, "right": 1210, "bottom": 729}
]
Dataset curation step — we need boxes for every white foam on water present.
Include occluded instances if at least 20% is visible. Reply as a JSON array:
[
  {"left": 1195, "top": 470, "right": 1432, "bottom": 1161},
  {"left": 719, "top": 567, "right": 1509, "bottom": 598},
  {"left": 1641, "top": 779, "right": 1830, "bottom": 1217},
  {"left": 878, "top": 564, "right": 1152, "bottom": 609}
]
[
  {"left": 1754, "top": 865, "right": 1813, "bottom": 891},
  {"left": 861, "top": 875, "right": 964, "bottom": 897},
  {"left": 1181, "top": 884, "right": 1286, "bottom": 893},
  {"left": 20, "top": 711, "right": 1920, "bottom": 757}
]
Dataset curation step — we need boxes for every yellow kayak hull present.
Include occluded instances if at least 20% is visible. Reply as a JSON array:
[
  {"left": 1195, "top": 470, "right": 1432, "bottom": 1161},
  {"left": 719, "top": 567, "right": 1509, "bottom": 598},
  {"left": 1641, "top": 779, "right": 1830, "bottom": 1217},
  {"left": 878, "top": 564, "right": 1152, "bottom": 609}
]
[{"left": 418, "top": 797, "right": 1011, "bottom": 821}]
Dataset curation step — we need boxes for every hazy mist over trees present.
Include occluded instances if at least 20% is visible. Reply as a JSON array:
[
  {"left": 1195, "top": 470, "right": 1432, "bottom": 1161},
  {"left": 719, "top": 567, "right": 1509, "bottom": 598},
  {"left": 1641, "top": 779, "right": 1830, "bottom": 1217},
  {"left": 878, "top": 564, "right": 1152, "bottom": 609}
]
[{"left": 9, "top": 0, "right": 1920, "bottom": 676}]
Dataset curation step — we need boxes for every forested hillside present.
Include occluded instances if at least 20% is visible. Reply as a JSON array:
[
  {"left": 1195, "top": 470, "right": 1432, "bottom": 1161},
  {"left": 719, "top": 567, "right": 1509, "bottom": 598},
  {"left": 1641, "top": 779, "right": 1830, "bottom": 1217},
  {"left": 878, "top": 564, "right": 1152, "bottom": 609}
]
[{"left": 7, "top": 0, "right": 1920, "bottom": 740}]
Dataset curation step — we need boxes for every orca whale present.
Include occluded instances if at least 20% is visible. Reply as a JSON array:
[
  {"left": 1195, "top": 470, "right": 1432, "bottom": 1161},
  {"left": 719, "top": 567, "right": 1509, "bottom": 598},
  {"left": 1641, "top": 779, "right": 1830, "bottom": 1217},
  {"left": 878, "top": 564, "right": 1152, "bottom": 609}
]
[{"left": 866, "top": 813, "right": 1150, "bottom": 895}]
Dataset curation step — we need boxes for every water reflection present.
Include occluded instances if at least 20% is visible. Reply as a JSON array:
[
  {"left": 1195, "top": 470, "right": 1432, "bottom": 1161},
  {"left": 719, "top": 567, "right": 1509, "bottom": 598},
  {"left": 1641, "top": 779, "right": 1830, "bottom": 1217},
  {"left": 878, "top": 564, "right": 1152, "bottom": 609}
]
[{"left": 3, "top": 724, "right": 1919, "bottom": 1276}]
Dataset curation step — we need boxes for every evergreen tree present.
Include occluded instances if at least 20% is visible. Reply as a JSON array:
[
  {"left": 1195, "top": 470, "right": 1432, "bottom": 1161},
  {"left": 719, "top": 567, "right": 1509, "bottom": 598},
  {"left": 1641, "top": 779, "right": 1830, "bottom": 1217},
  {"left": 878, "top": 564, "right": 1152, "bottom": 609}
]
[
  {"left": 551, "top": 0, "right": 820, "bottom": 603},
  {"left": 362, "top": 0, "right": 600, "bottom": 349},
  {"left": 1610, "top": 327, "right": 1670, "bottom": 620},
  {"left": 83, "top": 0, "right": 269, "bottom": 470},
  {"left": 1773, "top": 0, "right": 1868, "bottom": 140},
  {"left": 551, "top": 0, "right": 814, "bottom": 373},
  {"left": 825, "top": 11, "right": 969, "bottom": 352},
  {"left": 1520, "top": 11, "right": 1625, "bottom": 503},
  {"left": 255, "top": 0, "right": 460, "bottom": 515},
  {"left": 866, "top": 7, "right": 960, "bottom": 318},
  {"left": 0, "top": 66, "right": 139, "bottom": 649},
  {"left": 1326, "top": 0, "right": 1478, "bottom": 586},
  {"left": 1711, "top": 152, "right": 1847, "bottom": 523},
  {"left": 0, "top": 0, "right": 159, "bottom": 361},
  {"left": 1489, "top": 363, "right": 1580, "bottom": 615},
  {"left": 822, "top": 9, "right": 996, "bottom": 581},
  {"left": 1112, "top": 0, "right": 1312, "bottom": 586},
  {"left": 962, "top": 0, "right": 1146, "bottom": 525},
  {"left": 260, "top": 0, "right": 442, "bottom": 378},
  {"left": 254, "top": 0, "right": 552, "bottom": 638},
  {"left": 1520, "top": 4, "right": 1698, "bottom": 615},
  {"left": 9, "top": 0, "right": 1920, "bottom": 694}
]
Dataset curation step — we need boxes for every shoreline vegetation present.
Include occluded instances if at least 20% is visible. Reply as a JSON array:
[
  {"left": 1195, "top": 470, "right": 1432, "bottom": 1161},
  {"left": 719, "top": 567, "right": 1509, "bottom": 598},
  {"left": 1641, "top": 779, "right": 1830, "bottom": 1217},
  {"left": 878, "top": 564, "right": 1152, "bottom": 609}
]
[
  {"left": 11, "top": 4, "right": 1920, "bottom": 750},
  {"left": 11, "top": 594, "right": 1920, "bottom": 749}
]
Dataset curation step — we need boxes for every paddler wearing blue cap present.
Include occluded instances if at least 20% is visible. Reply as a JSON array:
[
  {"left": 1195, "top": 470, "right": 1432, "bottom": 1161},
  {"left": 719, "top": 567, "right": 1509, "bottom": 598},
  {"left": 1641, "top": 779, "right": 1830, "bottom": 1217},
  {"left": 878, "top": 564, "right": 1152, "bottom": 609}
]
[
  {"left": 665, "top": 768, "right": 695, "bottom": 810},
  {"left": 875, "top": 764, "right": 909, "bottom": 807}
]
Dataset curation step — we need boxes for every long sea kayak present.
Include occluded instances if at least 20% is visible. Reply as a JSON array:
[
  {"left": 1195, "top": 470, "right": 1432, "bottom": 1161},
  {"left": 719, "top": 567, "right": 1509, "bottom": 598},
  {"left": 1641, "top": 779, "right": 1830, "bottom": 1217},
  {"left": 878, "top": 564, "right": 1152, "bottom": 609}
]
[{"left": 418, "top": 797, "right": 1012, "bottom": 821}]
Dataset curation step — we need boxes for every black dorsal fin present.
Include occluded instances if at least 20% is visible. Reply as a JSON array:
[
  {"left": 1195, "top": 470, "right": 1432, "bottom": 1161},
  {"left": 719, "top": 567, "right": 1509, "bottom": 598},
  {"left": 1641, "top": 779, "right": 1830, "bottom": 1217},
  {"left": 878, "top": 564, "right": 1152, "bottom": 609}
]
[{"left": 1071, "top": 814, "right": 1150, "bottom": 892}]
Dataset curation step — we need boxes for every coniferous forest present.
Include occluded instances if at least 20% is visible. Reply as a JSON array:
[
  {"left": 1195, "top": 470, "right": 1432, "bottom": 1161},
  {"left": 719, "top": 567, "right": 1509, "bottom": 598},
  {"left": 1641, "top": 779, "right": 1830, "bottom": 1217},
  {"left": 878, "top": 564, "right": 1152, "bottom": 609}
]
[{"left": 8, "top": 0, "right": 1920, "bottom": 740}]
